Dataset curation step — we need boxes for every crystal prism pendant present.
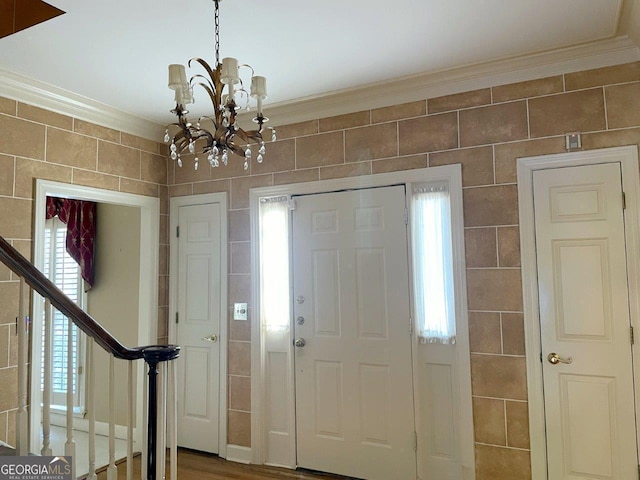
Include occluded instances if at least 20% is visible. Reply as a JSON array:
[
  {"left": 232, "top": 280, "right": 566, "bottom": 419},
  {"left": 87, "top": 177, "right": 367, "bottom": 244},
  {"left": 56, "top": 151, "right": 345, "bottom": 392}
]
[
  {"left": 222, "top": 150, "right": 228, "bottom": 165},
  {"left": 177, "top": 156, "right": 183, "bottom": 168},
  {"left": 189, "top": 140, "right": 196, "bottom": 154},
  {"left": 243, "top": 160, "right": 248, "bottom": 170},
  {"left": 194, "top": 157, "right": 199, "bottom": 170},
  {"left": 170, "top": 151, "right": 177, "bottom": 161},
  {"left": 164, "top": 130, "right": 170, "bottom": 143},
  {"left": 257, "top": 154, "right": 263, "bottom": 163}
]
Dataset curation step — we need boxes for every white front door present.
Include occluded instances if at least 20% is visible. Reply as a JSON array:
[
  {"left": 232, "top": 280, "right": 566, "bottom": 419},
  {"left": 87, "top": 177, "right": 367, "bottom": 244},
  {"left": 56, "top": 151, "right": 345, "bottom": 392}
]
[
  {"left": 175, "top": 203, "right": 222, "bottom": 453},
  {"left": 292, "top": 185, "right": 416, "bottom": 480},
  {"left": 533, "top": 163, "right": 638, "bottom": 478}
]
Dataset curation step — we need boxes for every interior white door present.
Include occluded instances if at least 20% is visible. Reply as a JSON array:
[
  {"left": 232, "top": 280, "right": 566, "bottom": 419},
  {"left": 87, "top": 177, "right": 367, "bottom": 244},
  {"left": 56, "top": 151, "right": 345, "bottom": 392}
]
[
  {"left": 292, "top": 185, "right": 416, "bottom": 480},
  {"left": 533, "top": 163, "right": 638, "bottom": 479},
  {"left": 176, "top": 203, "right": 222, "bottom": 453}
]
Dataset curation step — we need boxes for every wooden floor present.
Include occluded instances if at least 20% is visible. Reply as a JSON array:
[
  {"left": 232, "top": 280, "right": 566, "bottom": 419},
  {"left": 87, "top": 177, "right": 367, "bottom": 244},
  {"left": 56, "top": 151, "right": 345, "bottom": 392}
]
[{"left": 95, "top": 448, "right": 356, "bottom": 480}]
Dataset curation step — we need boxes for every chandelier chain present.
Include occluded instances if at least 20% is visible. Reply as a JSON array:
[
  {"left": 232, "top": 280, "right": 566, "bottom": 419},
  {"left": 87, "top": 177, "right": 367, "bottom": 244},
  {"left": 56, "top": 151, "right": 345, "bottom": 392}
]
[{"left": 214, "top": 0, "right": 220, "bottom": 67}]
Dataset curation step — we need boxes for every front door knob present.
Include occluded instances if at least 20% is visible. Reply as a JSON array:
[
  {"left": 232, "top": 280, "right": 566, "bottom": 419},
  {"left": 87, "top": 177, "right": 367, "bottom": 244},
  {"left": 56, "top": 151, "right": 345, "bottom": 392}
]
[{"left": 294, "top": 338, "right": 306, "bottom": 348}]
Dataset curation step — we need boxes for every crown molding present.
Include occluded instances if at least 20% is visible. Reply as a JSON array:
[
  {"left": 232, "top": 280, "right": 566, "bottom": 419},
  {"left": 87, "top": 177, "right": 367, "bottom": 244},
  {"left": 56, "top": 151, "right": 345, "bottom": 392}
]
[
  {"left": 1, "top": 35, "right": 638, "bottom": 141},
  {"left": 0, "top": 67, "right": 165, "bottom": 141},
  {"left": 240, "top": 35, "right": 640, "bottom": 127}
]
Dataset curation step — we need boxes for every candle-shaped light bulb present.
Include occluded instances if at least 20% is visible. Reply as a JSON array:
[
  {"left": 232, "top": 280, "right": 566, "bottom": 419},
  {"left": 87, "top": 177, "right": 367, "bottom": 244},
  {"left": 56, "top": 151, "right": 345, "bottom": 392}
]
[{"left": 182, "top": 86, "right": 194, "bottom": 105}]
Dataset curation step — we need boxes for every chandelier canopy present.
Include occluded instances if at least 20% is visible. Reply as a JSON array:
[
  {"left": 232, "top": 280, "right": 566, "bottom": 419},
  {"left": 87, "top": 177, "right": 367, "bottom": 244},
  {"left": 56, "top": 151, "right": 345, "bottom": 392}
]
[{"left": 164, "top": 0, "right": 275, "bottom": 171}]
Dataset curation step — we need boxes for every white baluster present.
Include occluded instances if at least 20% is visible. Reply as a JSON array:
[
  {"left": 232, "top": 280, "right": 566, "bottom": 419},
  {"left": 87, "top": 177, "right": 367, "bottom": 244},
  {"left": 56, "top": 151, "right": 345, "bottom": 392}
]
[
  {"left": 41, "top": 299, "right": 52, "bottom": 456},
  {"left": 16, "top": 278, "right": 28, "bottom": 455},
  {"left": 107, "top": 354, "right": 117, "bottom": 480},
  {"left": 141, "top": 369, "right": 148, "bottom": 480},
  {"left": 127, "top": 361, "right": 134, "bottom": 480},
  {"left": 169, "top": 360, "right": 177, "bottom": 480},
  {"left": 87, "top": 338, "right": 97, "bottom": 480},
  {"left": 65, "top": 316, "right": 76, "bottom": 478}
]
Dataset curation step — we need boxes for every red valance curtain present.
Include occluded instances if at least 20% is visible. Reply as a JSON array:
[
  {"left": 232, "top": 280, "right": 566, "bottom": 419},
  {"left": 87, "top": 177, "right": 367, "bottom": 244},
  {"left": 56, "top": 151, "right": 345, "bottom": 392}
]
[{"left": 46, "top": 196, "right": 97, "bottom": 289}]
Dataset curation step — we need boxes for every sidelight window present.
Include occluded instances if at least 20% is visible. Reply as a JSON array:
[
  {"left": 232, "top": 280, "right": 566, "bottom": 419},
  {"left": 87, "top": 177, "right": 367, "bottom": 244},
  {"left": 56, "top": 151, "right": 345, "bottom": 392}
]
[
  {"left": 412, "top": 184, "right": 456, "bottom": 344},
  {"left": 258, "top": 196, "right": 291, "bottom": 332}
]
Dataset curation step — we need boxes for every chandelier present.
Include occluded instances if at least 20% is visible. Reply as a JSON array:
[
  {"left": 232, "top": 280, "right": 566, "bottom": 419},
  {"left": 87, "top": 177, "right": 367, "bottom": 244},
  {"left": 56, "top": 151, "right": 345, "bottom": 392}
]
[{"left": 164, "top": 0, "right": 275, "bottom": 171}]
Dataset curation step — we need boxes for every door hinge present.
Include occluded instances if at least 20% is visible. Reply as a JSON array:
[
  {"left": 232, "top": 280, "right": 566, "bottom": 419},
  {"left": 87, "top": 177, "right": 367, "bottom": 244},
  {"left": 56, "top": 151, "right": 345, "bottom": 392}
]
[
  {"left": 409, "top": 317, "right": 414, "bottom": 336},
  {"left": 414, "top": 431, "right": 418, "bottom": 451},
  {"left": 405, "top": 207, "right": 409, "bottom": 225},
  {"left": 632, "top": 325, "right": 635, "bottom": 345},
  {"left": 175, "top": 312, "right": 179, "bottom": 324},
  {"left": 176, "top": 225, "right": 180, "bottom": 237},
  {"left": 77, "top": 366, "right": 83, "bottom": 375},
  {"left": 623, "top": 192, "right": 627, "bottom": 210}
]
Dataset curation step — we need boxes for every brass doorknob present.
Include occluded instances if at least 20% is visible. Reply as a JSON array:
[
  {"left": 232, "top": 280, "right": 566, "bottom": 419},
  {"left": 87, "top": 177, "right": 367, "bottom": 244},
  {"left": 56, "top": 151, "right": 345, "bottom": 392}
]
[
  {"left": 201, "top": 334, "right": 218, "bottom": 343},
  {"left": 547, "top": 352, "right": 572, "bottom": 365}
]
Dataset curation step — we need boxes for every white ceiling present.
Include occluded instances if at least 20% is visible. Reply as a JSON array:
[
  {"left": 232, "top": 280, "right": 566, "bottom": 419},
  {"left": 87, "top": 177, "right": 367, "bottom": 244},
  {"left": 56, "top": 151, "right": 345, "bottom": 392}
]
[{"left": 0, "top": 0, "right": 637, "bottom": 128}]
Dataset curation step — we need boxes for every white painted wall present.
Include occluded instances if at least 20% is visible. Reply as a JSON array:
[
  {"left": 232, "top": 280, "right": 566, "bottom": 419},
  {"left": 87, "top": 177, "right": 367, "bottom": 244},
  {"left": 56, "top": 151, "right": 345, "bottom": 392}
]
[{"left": 87, "top": 203, "right": 141, "bottom": 426}]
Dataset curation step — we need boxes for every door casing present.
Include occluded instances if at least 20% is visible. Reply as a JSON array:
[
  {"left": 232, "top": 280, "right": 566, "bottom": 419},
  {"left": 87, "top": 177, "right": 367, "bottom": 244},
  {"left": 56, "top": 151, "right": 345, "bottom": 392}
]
[
  {"left": 31, "top": 180, "right": 159, "bottom": 453},
  {"left": 517, "top": 145, "right": 640, "bottom": 479},
  {"left": 249, "top": 165, "right": 475, "bottom": 478},
  {"left": 168, "top": 192, "right": 228, "bottom": 459}
]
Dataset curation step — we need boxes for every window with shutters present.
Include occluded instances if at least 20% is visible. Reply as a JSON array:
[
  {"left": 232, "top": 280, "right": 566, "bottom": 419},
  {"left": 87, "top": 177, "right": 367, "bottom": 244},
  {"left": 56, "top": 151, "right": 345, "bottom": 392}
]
[{"left": 42, "top": 216, "right": 86, "bottom": 412}]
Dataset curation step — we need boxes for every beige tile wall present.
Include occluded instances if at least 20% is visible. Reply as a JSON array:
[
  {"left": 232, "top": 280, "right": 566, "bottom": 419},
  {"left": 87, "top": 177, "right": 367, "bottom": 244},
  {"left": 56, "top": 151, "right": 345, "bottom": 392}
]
[
  {"left": 0, "top": 101, "right": 169, "bottom": 445},
  {"left": 0, "top": 60, "right": 638, "bottom": 477},
  {"left": 167, "top": 61, "right": 640, "bottom": 479}
]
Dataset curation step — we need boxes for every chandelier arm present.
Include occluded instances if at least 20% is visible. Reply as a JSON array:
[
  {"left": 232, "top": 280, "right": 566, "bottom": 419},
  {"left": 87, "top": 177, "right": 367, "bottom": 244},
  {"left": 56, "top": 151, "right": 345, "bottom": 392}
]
[
  {"left": 225, "top": 140, "right": 246, "bottom": 158},
  {"left": 188, "top": 57, "right": 216, "bottom": 80},
  {"left": 232, "top": 128, "right": 262, "bottom": 146},
  {"left": 211, "top": 64, "right": 224, "bottom": 119},
  {"left": 238, "top": 64, "right": 255, "bottom": 77},
  {"left": 243, "top": 129, "right": 263, "bottom": 140},
  {"left": 192, "top": 81, "right": 217, "bottom": 109},
  {"left": 191, "top": 74, "right": 214, "bottom": 92}
]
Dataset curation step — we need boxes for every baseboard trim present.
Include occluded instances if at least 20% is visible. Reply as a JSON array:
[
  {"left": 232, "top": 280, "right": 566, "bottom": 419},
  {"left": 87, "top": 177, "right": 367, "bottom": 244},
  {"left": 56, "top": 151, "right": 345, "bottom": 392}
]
[
  {"left": 225, "top": 445, "right": 252, "bottom": 464},
  {"left": 50, "top": 412, "right": 130, "bottom": 440}
]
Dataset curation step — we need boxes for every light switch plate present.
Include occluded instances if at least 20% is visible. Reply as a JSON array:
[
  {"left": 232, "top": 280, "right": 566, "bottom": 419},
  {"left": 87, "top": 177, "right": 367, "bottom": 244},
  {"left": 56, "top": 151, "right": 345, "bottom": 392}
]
[{"left": 234, "top": 303, "right": 248, "bottom": 321}]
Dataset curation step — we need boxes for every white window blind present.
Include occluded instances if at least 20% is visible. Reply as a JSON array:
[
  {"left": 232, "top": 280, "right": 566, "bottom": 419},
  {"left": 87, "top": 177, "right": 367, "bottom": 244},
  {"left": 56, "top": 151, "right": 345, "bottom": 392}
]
[
  {"left": 42, "top": 218, "right": 84, "bottom": 408},
  {"left": 412, "top": 184, "right": 456, "bottom": 344},
  {"left": 258, "top": 196, "right": 291, "bottom": 332}
]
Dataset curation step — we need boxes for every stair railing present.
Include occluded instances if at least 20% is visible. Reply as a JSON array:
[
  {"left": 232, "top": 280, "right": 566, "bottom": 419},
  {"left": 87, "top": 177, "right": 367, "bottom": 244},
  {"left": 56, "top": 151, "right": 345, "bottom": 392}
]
[{"left": 0, "top": 236, "right": 179, "bottom": 480}]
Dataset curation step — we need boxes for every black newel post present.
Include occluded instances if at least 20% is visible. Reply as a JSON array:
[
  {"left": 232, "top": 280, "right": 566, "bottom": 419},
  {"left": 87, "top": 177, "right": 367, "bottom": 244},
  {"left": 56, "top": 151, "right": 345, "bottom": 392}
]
[
  {"left": 141, "top": 345, "right": 180, "bottom": 480},
  {"left": 147, "top": 359, "right": 160, "bottom": 480}
]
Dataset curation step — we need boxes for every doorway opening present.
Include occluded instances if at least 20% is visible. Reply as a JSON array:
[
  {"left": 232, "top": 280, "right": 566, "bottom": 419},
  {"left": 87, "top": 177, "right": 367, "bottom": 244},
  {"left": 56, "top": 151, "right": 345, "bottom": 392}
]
[{"left": 31, "top": 180, "right": 160, "bottom": 472}]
